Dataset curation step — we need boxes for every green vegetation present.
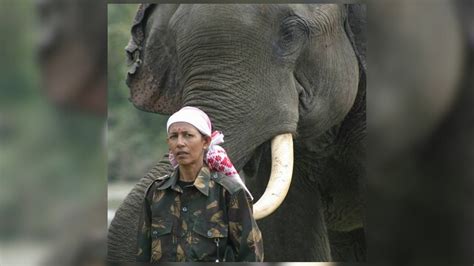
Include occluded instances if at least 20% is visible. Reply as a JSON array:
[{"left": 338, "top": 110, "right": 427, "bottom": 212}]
[{"left": 107, "top": 4, "right": 170, "bottom": 182}]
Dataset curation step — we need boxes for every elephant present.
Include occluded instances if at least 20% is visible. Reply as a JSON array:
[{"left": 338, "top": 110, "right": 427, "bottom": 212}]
[{"left": 108, "top": 4, "right": 367, "bottom": 262}]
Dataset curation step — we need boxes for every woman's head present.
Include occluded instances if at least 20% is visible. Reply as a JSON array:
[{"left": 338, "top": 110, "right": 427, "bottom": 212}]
[{"left": 166, "top": 106, "right": 212, "bottom": 167}]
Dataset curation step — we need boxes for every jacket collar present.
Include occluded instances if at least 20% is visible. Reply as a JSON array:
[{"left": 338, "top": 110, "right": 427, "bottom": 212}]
[{"left": 158, "top": 166, "right": 211, "bottom": 196}]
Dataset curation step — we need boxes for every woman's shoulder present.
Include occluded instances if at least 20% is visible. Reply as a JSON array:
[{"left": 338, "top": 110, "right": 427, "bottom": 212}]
[
  {"left": 211, "top": 171, "right": 245, "bottom": 195},
  {"left": 144, "top": 174, "right": 172, "bottom": 196}
]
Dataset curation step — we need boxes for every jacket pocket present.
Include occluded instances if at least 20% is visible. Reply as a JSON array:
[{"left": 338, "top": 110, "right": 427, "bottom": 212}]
[
  {"left": 151, "top": 218, "right": 173, "bottom": 238},
  {"left": 193, "top": 220, "right": 228, "bottom": 238},
  {"left": 150, "top": 218, "right": 172, "bottom": 262},
  {"left": 192, "top": 220, "right": 228, "bottom": 261}
]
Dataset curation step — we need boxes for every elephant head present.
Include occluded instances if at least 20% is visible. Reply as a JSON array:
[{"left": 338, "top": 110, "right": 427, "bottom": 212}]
[{"left": 109, "top": 4, "right": 366, "bottom": 262}]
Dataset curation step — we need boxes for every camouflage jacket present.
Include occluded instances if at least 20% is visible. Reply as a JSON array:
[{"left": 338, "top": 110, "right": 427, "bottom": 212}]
[{"left": 136, "top": 166, "right": 264, "bottom": 262}]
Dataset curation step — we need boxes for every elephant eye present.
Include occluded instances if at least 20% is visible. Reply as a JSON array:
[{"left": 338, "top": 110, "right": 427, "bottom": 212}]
[{"left": 276, "top": 15, "right": 309, "bottom": 57}]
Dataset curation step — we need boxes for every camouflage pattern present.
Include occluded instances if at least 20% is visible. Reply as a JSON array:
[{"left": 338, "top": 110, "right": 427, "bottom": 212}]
[{"left": 136, "top": 166, "right": 264, "bottom": 262}]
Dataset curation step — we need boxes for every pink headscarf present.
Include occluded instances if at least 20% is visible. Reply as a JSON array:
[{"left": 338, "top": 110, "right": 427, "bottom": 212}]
[{"left": 167, "top": 106, "right": 253, "bottom": 200}]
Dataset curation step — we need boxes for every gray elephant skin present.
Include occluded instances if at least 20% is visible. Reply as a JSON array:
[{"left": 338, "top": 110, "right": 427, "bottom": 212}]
[{"left": 108, "top": 4, "right": 366, "bottom": 262}]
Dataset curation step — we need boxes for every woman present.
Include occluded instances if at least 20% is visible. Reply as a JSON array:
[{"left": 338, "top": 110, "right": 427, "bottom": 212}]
[{"left": 136, "top": 106, "right": 264, "bottom": 262}]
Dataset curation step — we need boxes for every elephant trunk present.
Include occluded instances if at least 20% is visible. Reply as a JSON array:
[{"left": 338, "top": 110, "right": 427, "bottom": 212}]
[{"left": 253, "top": 133, "right": 294, "bottom": 220}]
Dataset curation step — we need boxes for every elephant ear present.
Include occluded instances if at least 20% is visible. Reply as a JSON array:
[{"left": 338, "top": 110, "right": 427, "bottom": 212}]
[
  {"left": 125, "top": 4, "right": 181, "bottom": 114},
  {"left": 345, "top": 4, "right": 366, "bottom": 70},
  {"left": 295, "top": 5, "right": 360, "bottom": 139},
  {"left": 125, "top": 4, "right": 154, "bottom": 75},
  {"left": 336, "top": 4, "right": 366, "bottom": 148}
]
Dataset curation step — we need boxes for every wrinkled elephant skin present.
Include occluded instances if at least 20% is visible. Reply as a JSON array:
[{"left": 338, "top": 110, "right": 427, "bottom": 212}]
[{"left": 109, "top": 4, "right": 366, "bottom": 262}]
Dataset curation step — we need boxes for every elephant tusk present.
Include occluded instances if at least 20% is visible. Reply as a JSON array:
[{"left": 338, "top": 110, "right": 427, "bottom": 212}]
[{"left": 253, "top": 133, "right": 294, "bottom": 220}]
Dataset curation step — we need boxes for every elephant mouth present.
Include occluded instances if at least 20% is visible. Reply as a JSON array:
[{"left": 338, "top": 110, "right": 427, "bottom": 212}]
[{"left": 245, "top": 133, "right": 294, "bottom": 220}]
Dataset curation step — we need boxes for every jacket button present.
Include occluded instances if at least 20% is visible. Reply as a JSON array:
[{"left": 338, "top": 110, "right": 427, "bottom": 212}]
[
  {"left": 207, "top": 230, "right": 212, "bottom": 237},
  {"left": 182, "top": 206, "right": 188, "bottom": 212}
]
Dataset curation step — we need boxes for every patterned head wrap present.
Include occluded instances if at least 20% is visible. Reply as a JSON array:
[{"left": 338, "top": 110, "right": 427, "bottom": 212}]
[{"left": 167, "top": 106, "right": 253, "bottom": 200}]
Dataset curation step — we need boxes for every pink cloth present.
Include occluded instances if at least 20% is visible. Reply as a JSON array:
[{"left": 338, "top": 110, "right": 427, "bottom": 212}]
[{"left": 167, "top": 106, "right": 253, "bottom": 200}]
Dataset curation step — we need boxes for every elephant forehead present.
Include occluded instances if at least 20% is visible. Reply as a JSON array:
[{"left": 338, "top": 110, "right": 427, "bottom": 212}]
[{"left": 169, "top": 5, "right": 268, "bottom": 33}]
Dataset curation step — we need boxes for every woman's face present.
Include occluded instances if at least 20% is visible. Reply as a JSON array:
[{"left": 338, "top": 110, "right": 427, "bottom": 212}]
[{"left": 167, "top": 122, "right": 210, "bottom": 167}]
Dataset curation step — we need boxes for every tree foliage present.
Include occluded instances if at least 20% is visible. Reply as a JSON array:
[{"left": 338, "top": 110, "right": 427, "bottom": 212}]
[{"left": 107, "top": 4, "right": 169, "bottom": 182}]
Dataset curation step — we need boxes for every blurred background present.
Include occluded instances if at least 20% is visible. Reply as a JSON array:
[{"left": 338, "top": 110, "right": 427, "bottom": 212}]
[
  {"left": 1, "top": 1, "right": 108, "bottom": 265},
  {"left": 0, "top": 0, "right": 472, "bottom": 265},
  {"left": 367, "top": 1, "right": 474, "bottom": 264},
  {"left": 1, "top": 2, "right": 169, "bottom": 265}
]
